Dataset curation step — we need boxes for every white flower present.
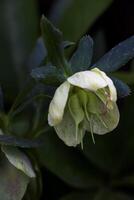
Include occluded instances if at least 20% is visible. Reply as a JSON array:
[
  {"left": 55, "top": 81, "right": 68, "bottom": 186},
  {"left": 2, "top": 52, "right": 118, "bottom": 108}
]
[{"left": 48, "top": 68, "right": 120, "bottom": 147}]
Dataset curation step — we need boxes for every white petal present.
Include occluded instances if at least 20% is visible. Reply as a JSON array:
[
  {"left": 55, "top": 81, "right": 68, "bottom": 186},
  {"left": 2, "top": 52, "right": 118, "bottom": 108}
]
[
  {"left": 48, "top": 81, "right": 70, "bottom": 126},
  {"left": 55, "top": 109, "right": 85, "bottom": 147},
  {"left": 67, "top": 70, "right": 107, "bottom": 92},
  {"left": 92, "top": 68, "right": 117, "bottom": 101}
]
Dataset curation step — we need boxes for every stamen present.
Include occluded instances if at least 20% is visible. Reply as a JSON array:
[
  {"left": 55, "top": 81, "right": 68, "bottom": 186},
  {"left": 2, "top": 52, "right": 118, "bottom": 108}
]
[{"left": 90, "top": 116, "right": 95, "bottom": 144}]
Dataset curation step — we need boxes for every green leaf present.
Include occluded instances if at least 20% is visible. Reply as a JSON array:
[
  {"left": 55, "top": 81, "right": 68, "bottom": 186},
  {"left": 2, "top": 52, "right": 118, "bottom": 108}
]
[
  {"left": 8, "top": 78, "right": 36, "bottom": 116},
  {"left": 0, "top": 134, "right": 42, "bottom": 148},
  {"left": 70, "top": 36, "right": 93, "bottom": 72},
  {"left": 37, "top": 131, "right": 103, "bottom": 189},
  {"left": 111, "top": 77, "right": 131, "bottom": 98},
  {"left": 31, "top": 65, "right": 65, "bottom": 86},
  {"left": 2, "top": 146, "right": 36, "bottom": 178},
  {"left": 56, "top": 0, "right": 113, "bottom": 41},
  {"left": 40, "top": 16, "right": 68, "bottom": 72},
  {"left": 0, "top": 155, "right": 29, "bottom": 200},
  {"left": 0, "top": 0, "right": 38, "bottom": 99},
  {"left": 28, "top": 38, "right": 47, "bottom": 70},
  {"left": 93, "top": 35, "right": 134, "bottom": 72},
  {"left": 28, "top": 38, "right": 74, "bottom": 70}
]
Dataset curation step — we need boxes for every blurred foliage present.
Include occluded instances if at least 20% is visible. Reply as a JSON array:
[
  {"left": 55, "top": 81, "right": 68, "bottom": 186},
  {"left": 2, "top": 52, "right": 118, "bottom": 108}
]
[
  {"left": 50, "top": 0, "right": 113, "bottom": 41},
  {"left": 0, "top": 0, "right": 38, "bottom": 101},
  {"left": 0, "top": 0, "right": 134, "bottom": 200}
]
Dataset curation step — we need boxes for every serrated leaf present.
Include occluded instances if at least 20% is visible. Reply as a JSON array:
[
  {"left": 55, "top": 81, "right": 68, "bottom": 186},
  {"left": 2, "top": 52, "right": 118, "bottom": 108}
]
[
  {"left": 2, "top": 146, "right": 36, "bottom": 178},
  {"left": 0, "top": 155, "right": 29, "bottom": 200},
  {"left": 28, "top": 38, "right": 74, "bottom": 70},
  {"left": 111, "top": 77, "right": 131, "bottom": 98},
  {"left": 40, "top": 16, "right": 67, "bottom": 69},
  {"left": 31, "top": 65, "right": 64, "bottom": 86},
  {"left": 0, "top": 134, "right": 42, "bottom": 148},
  {"left": 93, "top": 35, "right": 134, "bottom": 72},
  {"left": 70, "top": 36, "right": 93, "bottom": 72}
]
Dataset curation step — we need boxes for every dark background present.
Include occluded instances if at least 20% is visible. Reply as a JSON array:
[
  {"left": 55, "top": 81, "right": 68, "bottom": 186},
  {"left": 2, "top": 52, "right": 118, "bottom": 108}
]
[{"left": 37, "top": 0, "right": 134, "bottom": 199}]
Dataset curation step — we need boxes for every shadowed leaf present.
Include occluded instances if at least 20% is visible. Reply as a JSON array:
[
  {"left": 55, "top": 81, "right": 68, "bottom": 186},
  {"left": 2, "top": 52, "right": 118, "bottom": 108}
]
[
  {"left": 93, "top": 35, "right": 134, "bottom": 72},
  {"left": 0, "top": 134, "right": 42, "bottom": 148},
  {"left": 2, "top": 146, "right": 36, "bottom": 178},
  {"left": 70, "top": 36, "right": 93, "bottom": 72},
  {"left": 111, "top": 77, "right": 131, "bottom": 98},
  {"left": 0, "top": 156, "right": 29, "bottom": 200}
]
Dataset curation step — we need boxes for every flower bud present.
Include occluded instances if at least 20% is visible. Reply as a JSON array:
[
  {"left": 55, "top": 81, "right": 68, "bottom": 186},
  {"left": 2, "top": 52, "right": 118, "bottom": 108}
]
[{"left": 48, "top": 68, "right": 120, "bottom": 147}]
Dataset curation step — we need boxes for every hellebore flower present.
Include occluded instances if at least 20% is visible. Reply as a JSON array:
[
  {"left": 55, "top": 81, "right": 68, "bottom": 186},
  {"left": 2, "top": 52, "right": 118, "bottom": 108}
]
[{"left": 48, "top": 68, "right": 120, "bottom": 147}]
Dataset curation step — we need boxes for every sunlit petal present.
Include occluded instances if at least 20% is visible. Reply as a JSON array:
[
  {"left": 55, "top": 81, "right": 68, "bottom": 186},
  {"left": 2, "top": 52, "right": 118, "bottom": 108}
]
[
  {"left": 67, "top": 70, "right": 107, "bottom": 91},
  {"left": 48, "top": 81, "right": 70, "bottom": 126}
]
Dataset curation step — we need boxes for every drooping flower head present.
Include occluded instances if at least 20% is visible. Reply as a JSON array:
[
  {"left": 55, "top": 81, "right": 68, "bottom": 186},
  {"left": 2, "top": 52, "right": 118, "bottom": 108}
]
[{"left": 48, "top": 68, "right": 120, "bottom": 147}]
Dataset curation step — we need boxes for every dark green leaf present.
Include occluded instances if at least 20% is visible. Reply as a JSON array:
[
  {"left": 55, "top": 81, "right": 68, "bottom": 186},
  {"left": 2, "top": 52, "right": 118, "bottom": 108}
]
[
  {"left": 37, "top": 131, "right": 103, "bottom": 189},
  {"left": 8, "top": 78, "right": 36, "bottom": 116},
  {"left": 2, "top": 146, "right": 36, "bottom": 178},
  {"left": 40, "top": 16, "right": 68, "bottom": 70},
  {"left": 54, "top": 0, "right": 113, "bottom": 41},
  {"left": 28, "top": 38, "right": 47, "bottom": 70},
  {"left": 0, "top": 155, "right": 29, "bottom": 200},
  {"left": 93, "top": 35, "right": 134, "bottom": 72},
  {"left": 0, "top": 134, "right": 42, "bottom": 148},
  {"left": 0, "top": 0, "right": 38, "bottom": 99},
  {"left": 70, "top": 36, "right": 93, "bottom": 72},
  {"left": 31, "top": 65, "right": 65, "bottom": 86},
  {"left": 28, "top": 38, "right": 74, "bottom": 70},
  {"left": 111, "top": 77, "right": 131, "bottom": 98}
]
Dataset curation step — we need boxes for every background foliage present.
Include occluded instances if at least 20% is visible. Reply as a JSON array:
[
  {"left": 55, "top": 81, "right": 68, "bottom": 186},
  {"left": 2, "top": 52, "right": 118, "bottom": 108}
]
[{"left": 0, "top": 0, "right": 134, "bottom": 200}]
